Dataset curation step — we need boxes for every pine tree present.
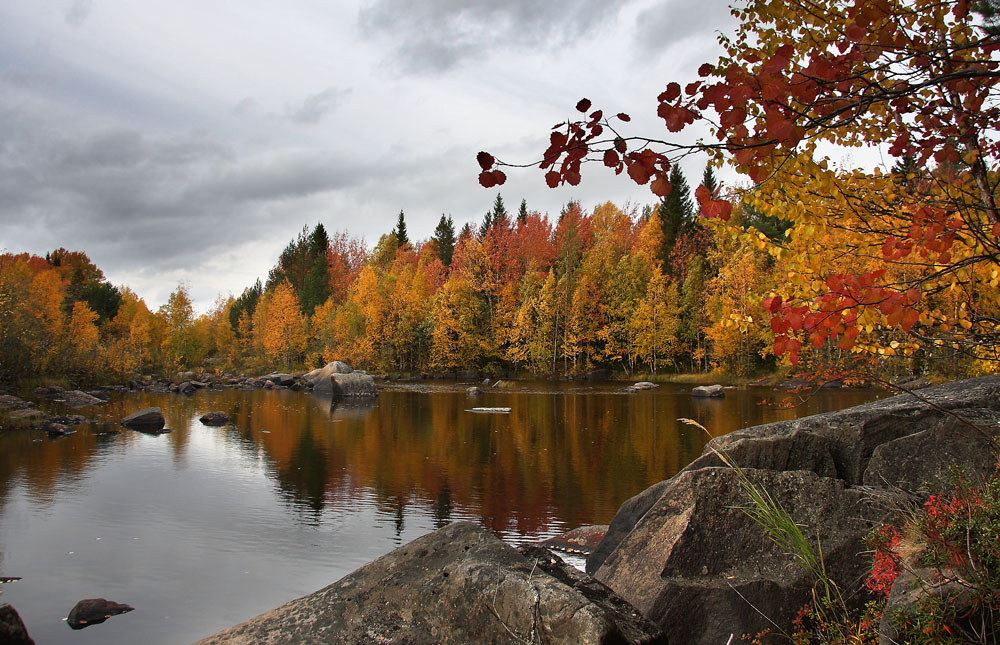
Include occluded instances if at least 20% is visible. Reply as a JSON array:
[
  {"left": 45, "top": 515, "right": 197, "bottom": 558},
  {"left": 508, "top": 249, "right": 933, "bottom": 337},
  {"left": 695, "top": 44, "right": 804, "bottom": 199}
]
[
  {"left": 701, "top": 163, "right": 719, "bottom": 199},
  {"left": 393, "top": 211, "right": 409, "bottom": 248},
  {"left": 517, "top": 199, "right": 529, "bottom": 224},
  {"left": 432, "top": 215, "right": 456, "bottom": 266}
]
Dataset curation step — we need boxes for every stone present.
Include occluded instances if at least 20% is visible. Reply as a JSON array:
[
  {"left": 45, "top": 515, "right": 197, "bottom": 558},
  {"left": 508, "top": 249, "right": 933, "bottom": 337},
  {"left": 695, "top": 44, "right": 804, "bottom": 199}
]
[
  {"left": 778, "top": 377, "right": 814, "bottom": 390},
  {"left": 592, "top": 468, "right": 884, "bottom": 644},
  {"left": 465, "top": 386, "right": 483, "bottom": 396},
  {"left": 705, "top": 374, "right": 1000, "bottom": 485},
  {"left": 863, "top": 407, "right": 1000, "bottom": 490},
  {"left": 199, "top": 411, "right": 229, "bottom": 426},
  {"left": 541, "top": 525, "right": 609, "bottom": 556},
  {"left": 0, "top": 604, "right": 34, "bottom": 645},
  {"left": 47, "top": 414, "right": 87, "bottom": 426},
  {"left": 263, "top": 373, "right": 296, "bottom": 387},
  {"left": 58, "top": 390, "right": 105, "bottom": 408},
  {"left": 197, "top": 522, "right": 665, "bottom": 644},
  {"left": 631, "top": 382, "right": 659, "bottom": 390},
  {"left": 44, "top": 422, "right": 73, "bottom": 437},
  {"left": 684, "top": 429, "right": 837, "bottom": 479},
  {"left": 66, "top": 598, "right": 134, "bottom": 630},
  {"left": 121, "top": 407, "right": 165, "bottom": 431},
  {"left": 303, "top": 361, "right": 353, "bottom": 386},
  {"left": 691, "top": 384, "right": 725, "bottom": 398},
  {"left": 0, "top": 395, "right": 33, "bottom": 410},
  {"left": 178, "top": 381, "right": 197, "bottom": 395},
  {"left": 312, "top": 373, "right": 377, "bottom": 398},
  {"left": 6, "top": 409, "right": 46, "bottom": 423}
]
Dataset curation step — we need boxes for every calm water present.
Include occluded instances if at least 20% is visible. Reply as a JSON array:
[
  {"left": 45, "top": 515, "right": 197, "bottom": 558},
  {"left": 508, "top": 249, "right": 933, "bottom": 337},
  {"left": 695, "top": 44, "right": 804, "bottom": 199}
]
[{"left": 0, "top": 381, "right": 881, "bottom": 643}]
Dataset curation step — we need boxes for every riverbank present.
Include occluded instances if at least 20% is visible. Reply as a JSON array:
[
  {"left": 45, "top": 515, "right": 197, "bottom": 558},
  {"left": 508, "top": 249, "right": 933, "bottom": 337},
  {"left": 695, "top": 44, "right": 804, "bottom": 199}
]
[{"left": 198, "top": 374, "right": 1000, "bottom": 643}]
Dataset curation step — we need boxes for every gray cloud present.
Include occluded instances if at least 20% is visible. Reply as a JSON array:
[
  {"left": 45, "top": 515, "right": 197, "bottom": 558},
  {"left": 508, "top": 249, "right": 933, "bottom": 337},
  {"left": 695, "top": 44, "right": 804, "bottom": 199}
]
[
  {"left": 65, "top": 0, "right": 93, "bottom": 27},
  {"left": 358, "top": 0, "right": 629, "bottom": 73},
  {"left": 633, "top": 1, "right": 737, "bottom": 58},
  {"left": 288, "top": 87, "right": 351, "bottom": 124}
]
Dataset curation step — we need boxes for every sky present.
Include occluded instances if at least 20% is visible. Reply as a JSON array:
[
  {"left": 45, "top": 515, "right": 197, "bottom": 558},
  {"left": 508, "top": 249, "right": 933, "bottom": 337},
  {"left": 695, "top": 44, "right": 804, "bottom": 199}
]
[{"left": 0, "top": 0, "right": 737, "bottom": 313}]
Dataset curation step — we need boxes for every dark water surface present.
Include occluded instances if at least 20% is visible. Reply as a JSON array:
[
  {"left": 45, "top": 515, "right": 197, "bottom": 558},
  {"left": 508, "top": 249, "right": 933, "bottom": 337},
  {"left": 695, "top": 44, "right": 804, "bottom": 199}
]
[{"left": 0, "top": 381, "right": 882, "bottom": 643}]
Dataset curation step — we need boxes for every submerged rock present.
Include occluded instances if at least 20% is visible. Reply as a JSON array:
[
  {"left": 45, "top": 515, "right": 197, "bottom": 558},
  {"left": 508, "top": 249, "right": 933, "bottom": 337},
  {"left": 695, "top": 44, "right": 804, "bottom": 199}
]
[
  {"left": 198, "top": 521, "right": 665, "bottom": 644},
  {"left": 58, "top": 390, "right": 105, "bottom": 408},
  {"left": 465, "top": 386, "right": 483, "bottom": 396},
  {"left": 199, "top": 411, "right": 229, "bottom": 426},
  {"left": 66, "top": 598, "right": 134, "bottom": 630}
]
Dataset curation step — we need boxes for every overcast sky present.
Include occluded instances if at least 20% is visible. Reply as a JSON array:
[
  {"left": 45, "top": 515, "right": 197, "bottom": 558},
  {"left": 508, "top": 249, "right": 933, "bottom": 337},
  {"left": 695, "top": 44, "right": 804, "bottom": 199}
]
[{"left": 0, "top": 0, "right": 737, "bottom": 313}]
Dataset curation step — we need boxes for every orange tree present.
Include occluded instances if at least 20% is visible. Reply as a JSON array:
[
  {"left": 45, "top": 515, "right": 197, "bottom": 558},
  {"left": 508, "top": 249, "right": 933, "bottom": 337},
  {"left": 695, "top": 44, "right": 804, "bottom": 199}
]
[{"left": 479, "top": 0, "right": 1000, "bottom": 373}]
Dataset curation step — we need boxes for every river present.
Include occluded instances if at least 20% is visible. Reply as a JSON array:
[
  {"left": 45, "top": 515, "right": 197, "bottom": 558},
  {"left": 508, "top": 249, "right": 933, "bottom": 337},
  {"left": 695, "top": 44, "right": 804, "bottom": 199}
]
[{"left": 0, "top": 380, "right": 882, "bottom": 643}]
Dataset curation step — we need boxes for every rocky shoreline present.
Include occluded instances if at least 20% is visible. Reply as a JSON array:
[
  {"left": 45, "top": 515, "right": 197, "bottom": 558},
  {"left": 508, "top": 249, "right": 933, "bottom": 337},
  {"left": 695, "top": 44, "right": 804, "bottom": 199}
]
[{"left": 197, "top": 374, "right": 1000, "bottom": 644}]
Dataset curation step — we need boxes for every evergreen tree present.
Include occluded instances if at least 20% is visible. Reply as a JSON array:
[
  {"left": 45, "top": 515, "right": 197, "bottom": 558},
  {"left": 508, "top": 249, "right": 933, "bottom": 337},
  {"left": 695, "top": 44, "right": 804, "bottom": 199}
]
[
  {"left": 299, "top": 223, "right": 332, "bottom": 316},
  {"left": 432, "top": 214, "right": 456, "bottom": 266},
  {"left": 230, "top": 280, "right": 262, "bottom": 334},
  {"left": 658, "top": 164, "right": 694, "bottom": 269},
  {"left": 392, "top": 211, "right": 409, "bottom": 248},
  {"left": 517, "top": 199, "right": 529, "bottom": 224},
  {"left": 479, "top": 210, "right": 493, "bottom": 239},
  {"left": 701, "top": 163, "right": 720, "bottom": 199}
]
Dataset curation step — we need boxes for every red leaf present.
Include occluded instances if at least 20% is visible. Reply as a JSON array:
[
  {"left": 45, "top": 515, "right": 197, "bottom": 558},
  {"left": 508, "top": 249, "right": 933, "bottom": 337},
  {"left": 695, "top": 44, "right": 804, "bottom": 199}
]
[
  {"left": 763, "top": 295, "right": 783, "bottom": 313},
  {"left": 476, "top": 151, "right": 495, "bottom": 171},
  {"left": 603, "top": 149, "right": 620, "bottom": 168},
  {"left": 614, "top": 137, "right": 627, "bottom": 153},
  {"left": 576, "top": 98, "right": 592, "bottom": 112},
  {"left": 650, "top": 175, "right": 672, "bottom": 197},
  {"left": 617, "top": 112, "right": 631, "bottom": 122},
  {"left": 545, "top": 171, "right": 560, "bottom": 188},
  {"left": 661, "top": 82, "right": 681, "bottom": 102},
  {"left": 492, "top": 169, "right": 507, "bottom": 185},
  {"left": 479, "top": 171, "right": 497, "bottom": 188},
  {"left": 698, "top": 63, "right": 714, "bottom": 77}
]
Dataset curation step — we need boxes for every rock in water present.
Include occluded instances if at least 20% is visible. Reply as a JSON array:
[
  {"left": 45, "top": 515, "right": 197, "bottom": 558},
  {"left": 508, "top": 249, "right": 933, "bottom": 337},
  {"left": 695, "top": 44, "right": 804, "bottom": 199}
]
[
  {"left": 199, "top": 411, "right": 229, "bottom": 426},
  {"left": 0, "top": 604, "right": 34, "bottom": 644},
  {"left": 312, "top": 373, "right": 377, "bottom": 397},
  {"left": 197, "top": 521, "right": 666, "bottom": 644},
  {"left": 66, "top": 598, "right": 134, "bottom": 629},
  {"left": 303, "top": 361, "right": 353, "bottom": 385},
  {"left": 121, "top": 407, "right": 165, "bottom": 431},
  {"left": 465, "top": 386, "right": 483, "bottom": 396},
  {"left": 691, "top": 384, "right": 725, "bottom": 397},
  {"left": 60, "top": 390, "right": 105, "bottom": 408}
]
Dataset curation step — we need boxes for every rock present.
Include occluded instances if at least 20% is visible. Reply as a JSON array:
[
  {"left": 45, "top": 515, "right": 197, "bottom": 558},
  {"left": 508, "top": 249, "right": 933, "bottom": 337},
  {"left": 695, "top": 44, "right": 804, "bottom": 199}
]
[
  {"left": 684, "top": 429, "right": 837, "bottom": 479},
  {"left": 197, "top": 522, "right": 665, "bottom": 645},
  {"left": 0, "top": 395, "right": 33, "bottom": 410},
  {"left": 47, "top": 414, "right": 87, "bottom": 426},
  {"left": 706, "top": 374, "right": 1000, "bottom": 485},
  {"left": 58, "top": 390, "right": 105, "bottom": 408},
  {"left": 33, "top": 385, "right": 64, "bottom": 398},
  {"left": 263, "top": 373, "right": 296, "bottom": 387},
  {"left": 6, "top": 409, "right": 47, "bottom": 423},
  {"left": 863, "top": 408, "right": 1000, "bottom": 490},
  {"left": 691, "top": 384, "right": 725, "bottom": 398},
  {"left": 482, "top": 377, "right": 491, "bottom": 385},
  {"left": 592, "top": 468, "right": 884, "bottom": 644},
  {"left": 199, "top": 411, "right": 229, "bottom": 426},
  {"left": 587, "top": 480, "right": 673, "bottom": 575},
  {"left": 177, "top": 381, "right": 197, "bottom": 395},
  {"left": 66, "top": 598, "right": 134, "bottom": 629},
  {"left": 121, "top": 407, "right": 165, "bottom": 431},
  {"left": 312, "top": 373, "right": 377, "bottom": 398},
  {"left": 777, "top": 377, "right": 814, "bottom": 390},
  {"left": 465, "top": 386, "right": 483, "bottom": 396},
  {"left": 44, "top": 422, "right": 73, "bottom": 437},
  {"left": 0, "top": 604, "right": 34, "bottom": 645},
  {"left": 541, "top": 525, "right": 609, "bottom": 555},
  {"left": 303, "top": 361, "right": 354, "bottom": 385},
  {"left": 631, "top": 382, "right": 658, "bottom": 390},
  {"left": 879, "top": 568, "right": 992, "bottom": 644}
]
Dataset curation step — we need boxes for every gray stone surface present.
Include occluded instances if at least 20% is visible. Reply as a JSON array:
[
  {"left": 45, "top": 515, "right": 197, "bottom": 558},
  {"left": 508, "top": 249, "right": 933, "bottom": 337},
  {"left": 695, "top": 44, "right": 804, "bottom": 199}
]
[
  {"left": 684, "top": 429, "right": 837, "bottom": 479},
  {"left": 863, "top": 407, "right": 1000, "bottom": 490},
  {"left": 198, "top": 521, "right": 666, "bottom": 645},
  {"left": 704, "top": 375, "right": 1000, "bottom": 485},
  {"left": 312, "top": 372, "right": 377, "bottom": 397},
  {"left": 593, "top": 468, "right": 884, "bottom": 644},
  {"left": 59, "top": 390, "right": 105, "bottom": 408},
  {"left": 199, "top": 411, "right": 229, "bottom": 426},
  {"left": 0, "top": 395, "right": 33, "bottom": 410},
  {"left": 303, "top": 361, "right": 353, "bottom": 384},
  {"left": 691, "top": 385, "right": 724, "bottom": 398}
]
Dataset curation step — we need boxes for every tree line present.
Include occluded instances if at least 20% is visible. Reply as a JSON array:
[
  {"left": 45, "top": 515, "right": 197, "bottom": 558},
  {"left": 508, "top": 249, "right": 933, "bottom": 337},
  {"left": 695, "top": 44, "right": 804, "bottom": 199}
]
[{"left": 1, "top": 161, "right": 988, "bottom": 382}]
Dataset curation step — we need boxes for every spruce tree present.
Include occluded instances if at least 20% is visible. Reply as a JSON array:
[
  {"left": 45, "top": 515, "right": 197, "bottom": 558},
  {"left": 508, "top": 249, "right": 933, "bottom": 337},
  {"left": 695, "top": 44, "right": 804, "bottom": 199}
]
[
  {"left": 393, "top": 211, "right": 409, "bottom": 248},
  {"left": 657, "top": 164, "right": 694, "bottom": 269},
  {"left": 701, "top": 163, "right": 719, "bottom": 199},
  {"left": 432, "top": 215, "right": 456, "bottom": 266},
  {"left": 517, "top": 199, "right": 529, "bottom": 224}
]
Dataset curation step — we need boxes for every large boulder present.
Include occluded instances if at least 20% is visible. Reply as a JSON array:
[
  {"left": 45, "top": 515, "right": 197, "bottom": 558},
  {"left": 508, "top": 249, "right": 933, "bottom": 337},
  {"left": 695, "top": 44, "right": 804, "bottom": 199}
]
[
  {"left": 121, "top": 407, "right": 165, "bottom": 431},
  {"left": 703, "top": 374, "right": 1000, "bottom": 485},
  {"left": 591, "top": 468, "right": 884, "bottom": 644},
  {"left": 199, "top": 411, "right": 229, "bottom": 426},
  {"left": 863, "top": 407, "right": 1000, "bottom": 490},
  {"left": 197, "top": 521, "right": 665, "bottom": 644},
  {"left": 0, "top": 604, "right": 34, "bottom": 644},
  {"left": 0, "top": 394, "right": 33, "bottom": 411},
  {"left": 691, "top": 384, "right": 725, "bottom": 398},
  {"left": 303, "top": 361, "right": 353, "bottom": 385},
  {"left": 59, "top": 390, "right": 105, "bottom": 408},
  {"left": 683, "top": 429, "right": 837, "bottom": 479},
  {"left": 312, "top": 372, "right": 377, "bottom": 398},
  {"left": 263, "top": 373, "right": 296, "bottom": 387}
]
